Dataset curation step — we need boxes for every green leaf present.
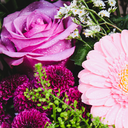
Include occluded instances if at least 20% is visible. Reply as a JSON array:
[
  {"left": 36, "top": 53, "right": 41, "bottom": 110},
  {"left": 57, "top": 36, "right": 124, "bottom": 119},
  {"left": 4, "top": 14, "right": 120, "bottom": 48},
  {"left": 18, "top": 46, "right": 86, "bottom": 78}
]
[
  {"left": 110, "top": 15, "right": 128, "bottom": 30},
  {"left": 70, "top": 42, "right": 91, "bottom": 66}
]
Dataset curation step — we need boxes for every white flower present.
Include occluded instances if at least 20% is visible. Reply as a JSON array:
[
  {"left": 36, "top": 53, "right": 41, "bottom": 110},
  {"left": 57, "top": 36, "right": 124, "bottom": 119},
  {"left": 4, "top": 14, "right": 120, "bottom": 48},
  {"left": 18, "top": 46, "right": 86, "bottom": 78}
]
[
  {"left": 98, "top": 10, "right": 110, "bottom": 17},
  {"left": 70, "top": 30, "right": 79, "bottom": 38},
  {"left": 108, "top": 28, "right": 116, "bottom": 35},
  {"left": 79, "top": 16, "right": 86, "bottom": 24},
  {"left": 90, "top": 25, "right": 101, "bottom": 32},
  {"left": 78, "top": 9, "right": 86, "bottom": 17},
  {"left": 55, "top": 7, "right": 66, "bottom": 18},
  {"left": 83, "top": 29, "right": 94, "bottom": 37},
  {"left": 108, "top": 6, "right": 117, "bottom": 13},
  {"left": 71, "top": 8, "right": 79, "bottom": 15},
  {"left": 83, "top": 25, "right": 100, "bottom": 37},
  {"left": 70, "top": 0, "right": 77, "bottom": 8},
  {"left": 108, "top": 0, "right": 116, "bottom": 7},
  {"left": 93, "top": 0, "right": 105, "bottom": 7}
]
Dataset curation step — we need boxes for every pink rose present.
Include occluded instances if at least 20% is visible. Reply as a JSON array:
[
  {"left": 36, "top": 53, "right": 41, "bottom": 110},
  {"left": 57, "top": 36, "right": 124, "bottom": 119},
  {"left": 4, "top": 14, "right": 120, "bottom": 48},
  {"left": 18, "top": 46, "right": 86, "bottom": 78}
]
[{"left": 0, "top": 0, "right": 78, "bottom": 73}]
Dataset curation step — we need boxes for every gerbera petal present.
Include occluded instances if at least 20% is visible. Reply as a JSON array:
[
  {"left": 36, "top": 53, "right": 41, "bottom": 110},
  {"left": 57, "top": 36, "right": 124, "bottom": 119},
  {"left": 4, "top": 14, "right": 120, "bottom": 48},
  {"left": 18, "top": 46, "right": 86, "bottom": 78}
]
[
  {"left": 111, "top": 33, "right": 124, "bottom": 54},
  {"left": 100, "top": 35, "right": 119, "bottom": 59},
  {"left": 103, "top": 104, "right": 120, "bottom": 125},
  {"left": 115, "top": 107, "right": 124, "bottom": 128},
  {"left": 89, "top": 96, "right": 109, "bottom": 105},
  {"left": 81, "top": 92, "right": 89, "bottom": 104},
  {"left": 87, "top": 50, "right": 105, "bottom": 60},
  {"left": 82, "top": 59, "right": 109, "bottom": 77},
  {"left": 86, "top": 88, "right": 111, "bottom": 99},
  {"left": 80, "top": 73, "right": 107, "bottom": 87},
  {"left": 104, "top": 96, "right": 116, "bottom": 106},
  {"left": 122, "top": 107, "right": 128, "bottom": 128},
  {"left": 91, "top": 106, "right": 111, "bottom": 117},
  {"left": 78, "top": 83, "right": 91, "bottom": 93},
  {"left": 121, "top": 30, "right": 128, "bottom": 55}
]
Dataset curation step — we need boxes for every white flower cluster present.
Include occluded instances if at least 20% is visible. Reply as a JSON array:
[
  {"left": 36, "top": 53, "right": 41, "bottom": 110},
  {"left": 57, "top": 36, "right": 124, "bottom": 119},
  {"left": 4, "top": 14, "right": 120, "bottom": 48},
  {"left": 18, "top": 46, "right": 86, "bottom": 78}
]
[
  {"left": 55, "top": 0, "right": 117, "bottom": 38},
  {"left": 92, "top": 0, "right": 117, "bottom": 17}
]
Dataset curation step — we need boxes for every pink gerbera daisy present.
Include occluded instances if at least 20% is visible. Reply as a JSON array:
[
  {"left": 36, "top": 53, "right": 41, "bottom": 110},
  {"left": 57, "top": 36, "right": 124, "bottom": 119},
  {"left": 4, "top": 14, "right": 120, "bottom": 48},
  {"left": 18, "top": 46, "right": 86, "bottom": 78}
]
[{"left": 78, "top": 30, "right": 128, "bottom": 128}]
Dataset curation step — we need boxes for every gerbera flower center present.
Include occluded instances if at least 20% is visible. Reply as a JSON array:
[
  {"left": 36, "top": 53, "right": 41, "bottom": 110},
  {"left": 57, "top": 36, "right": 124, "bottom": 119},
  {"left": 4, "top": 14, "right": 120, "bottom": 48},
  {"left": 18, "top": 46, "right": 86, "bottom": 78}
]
[{"left": 119, "top": 67, "right": 128, "bottom": 93}]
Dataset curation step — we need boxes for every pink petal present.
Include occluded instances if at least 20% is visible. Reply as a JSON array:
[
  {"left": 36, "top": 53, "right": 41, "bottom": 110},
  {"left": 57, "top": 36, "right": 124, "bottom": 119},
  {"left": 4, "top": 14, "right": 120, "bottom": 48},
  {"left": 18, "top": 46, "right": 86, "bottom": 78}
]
[
  {"left": 104, "top": 96, "right": 116, "bottom": 106},
  {"left": 100, "top": 35, "right": 119, "bottom": 59},
  {"left": 82, "top": 59, "right": 109, "bottom": 77},
  {"left": 86, "top": 88, "right": 111, "bottom": 99},
  {"left": 91, "top": 106, "right": 111, "bottom": 117},
  {"left": 103, "top": 104, "right": 120, "bottom": 125},
  {"left": 78, "top": 83, "right": 91, "bottom": 93},
  {"left": 78, "top": 69, "right": 89, "bottom": 78},
  {"left": 3, "top": 11, "right": 20, "bottom": 26},
  {"left": 121, "top": 30, "right": 128, "bottom": 56},
  {"left": 80, "top": 72, "right": 107, "bottom": 87},
  {"left": 115, "top": 107, "right": 124, "bottom": 128},
  {"left": 122, "top": 107, "right": 128, "bottom": 128},
  {"left": 89, "top": 96, "right": 109, "bottom": 105},
  {"left": 11, "top": 58, "right": 24, "bottom": 65},
  {"left": 81, "top": 92, "right": 89, "bottom": 104},
  {"left": 87, "top": 50, "right": 105, "bottom": 60},
  {"left": 26, "top": 46, "right": 75, "bottom": 61},
  {"left": 111, "top": 33, "right": 124, "bottom": 54}
]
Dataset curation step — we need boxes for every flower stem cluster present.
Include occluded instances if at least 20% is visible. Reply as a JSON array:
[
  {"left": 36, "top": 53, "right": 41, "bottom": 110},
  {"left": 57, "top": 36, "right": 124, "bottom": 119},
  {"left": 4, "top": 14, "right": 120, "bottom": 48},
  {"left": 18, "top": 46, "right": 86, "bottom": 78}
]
[
  {"left": 24, "top": 63, "right": 111, "bottom": 128},
  {"left": 55, "top": 0, "right": 120, "bottom": 38}
]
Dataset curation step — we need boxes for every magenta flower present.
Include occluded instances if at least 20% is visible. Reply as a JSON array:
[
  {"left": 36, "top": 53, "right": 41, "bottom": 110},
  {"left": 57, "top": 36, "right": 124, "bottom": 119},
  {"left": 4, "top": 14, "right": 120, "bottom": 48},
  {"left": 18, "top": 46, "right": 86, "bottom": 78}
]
[
  {"left": 12, "top": 108, "right": 50, "bottom": 128},
  {"left": 78, "top": 30, "right": 128, "bottom": 127},
  {"left": 66, "top": 86, "right": 91, "bottom": 118},
  {"left": 0, "top": 103, "right": 12, "bottom": 128},
  {"left": 0, "top": 74, "right": 29, "bottom": 103},
  {"left": 13, "top": 82, "right": 36, "bottom": 112},
  {"left": 35, "top": 65, "right": 75, "bottom": 97},
  {"left": 0, "top": 0, "right": 78, "bottom": 73},
  {"left": 13, "top": 80, "right": 51, "bottom": 114}
]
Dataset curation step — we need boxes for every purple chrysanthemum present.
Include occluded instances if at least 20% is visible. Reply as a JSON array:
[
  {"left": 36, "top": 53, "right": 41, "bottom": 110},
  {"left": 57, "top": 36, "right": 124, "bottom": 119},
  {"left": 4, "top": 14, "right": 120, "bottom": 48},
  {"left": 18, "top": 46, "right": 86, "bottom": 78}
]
[
  {"left": 66, "top": 86, "right": 91, "bottom": 118},
  {"left": 0, "top": 103, "right": 12, "bottom": 128},
  {"left": 13, "top": 80, "right": 50, "bottom": 114},
  {"left": 13, "top": 81, "right": 36, "bottom": 112},
  {"left": 35, "top": 65, "right": 75, "bottom": 97},
  {"left": 12, "top": 108, "right": 50, "bottom": 128},
  {"left": 0, "top": 74, "right": 29, "bottom": 103}
]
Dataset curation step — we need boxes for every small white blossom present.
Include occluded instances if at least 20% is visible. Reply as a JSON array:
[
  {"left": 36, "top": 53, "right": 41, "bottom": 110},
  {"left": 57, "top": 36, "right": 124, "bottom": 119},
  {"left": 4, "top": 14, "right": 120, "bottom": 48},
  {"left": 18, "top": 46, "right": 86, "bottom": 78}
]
[
  {"left": 70, "top": 30, "right": 79, "bottom": 38},
  {"left": 78, "top": 9, "right": 86, "bottom": 17},
  {"left": 71, "top": 8, "right": 80, "bottom": 15},
  {"left": 108, "top": 28, "right": 116, "bottom": 35},
  {"left": 108, "top": 0, "right": 116, "bottom": 7},
  {"left": 98, "top": 10, "right": 110, "bottom": 17},
  {"left": 70, "top": 0, "right": 77, "bottom": 8},
  {"left": 90, "top": 25, "right": 101, "bottom": 32},
  {"left": 93, "top": 0, "right": 105, "bottom": 7},
  {"left": 55, "top": 7, "right": 66, "bottom": 18},
  {"left": 108, "top": 6, "right": 117, "bottom": 13},
  {"left": 79, "top": 16, "right": 86, "bottom": 24},
  {"left": 83, "top": 25, "right": 100, "bottom": 37},
  {"left": 83, "top": 29, "right": 94, "bottom": 37}
]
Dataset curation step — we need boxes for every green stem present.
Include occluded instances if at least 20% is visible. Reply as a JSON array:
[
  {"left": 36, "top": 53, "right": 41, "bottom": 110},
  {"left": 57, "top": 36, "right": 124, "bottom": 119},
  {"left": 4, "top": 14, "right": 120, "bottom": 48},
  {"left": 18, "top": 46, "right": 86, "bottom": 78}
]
[
  {"left": 84, "top": 8, "right": 122, "bottom": 32},
  {"left": 12, "top": 0, "right": 18, "bottom": 10},
  {"left": 37, "top": 64, "right": 90, "bottom": 127},
  {"left": 81, "top": 0, "right": 98, "bottom": 25},
  {"left": 0, "top": 3, "right": 9, "bottom": 13},
  {"left": 116, "top": 0, "right": 121, "bottom": 17}
]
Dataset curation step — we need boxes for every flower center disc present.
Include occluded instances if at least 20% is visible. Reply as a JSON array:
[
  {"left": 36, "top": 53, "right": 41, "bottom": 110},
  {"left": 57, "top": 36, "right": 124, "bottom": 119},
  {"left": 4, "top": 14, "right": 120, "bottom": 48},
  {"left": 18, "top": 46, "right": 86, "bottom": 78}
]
[{"left": 119, "top": 68, "right": 128, "bottom": 93}]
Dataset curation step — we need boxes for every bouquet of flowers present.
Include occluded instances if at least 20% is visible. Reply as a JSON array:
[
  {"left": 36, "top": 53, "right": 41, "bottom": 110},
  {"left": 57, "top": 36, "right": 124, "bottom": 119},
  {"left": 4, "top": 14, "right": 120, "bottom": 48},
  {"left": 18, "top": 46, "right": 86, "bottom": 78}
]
[{"left": 0, "top": 0, "right": 128, "bottom": 127}]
